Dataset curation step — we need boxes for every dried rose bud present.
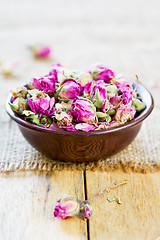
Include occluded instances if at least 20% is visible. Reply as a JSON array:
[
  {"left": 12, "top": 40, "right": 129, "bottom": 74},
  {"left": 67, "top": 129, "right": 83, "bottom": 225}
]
[
  {"left": 48, "top": 63, "right": 70, "bottom": 84},
  {"left": 91, "top": 85, "right": 107, "bottom": 109},
  {"left": 83, "top": 81, "right": 93, "bottom": 99},
  {"left": 58, "top": 78, "right": 83, "bottom": 100},
  {"left": 109, "top": 96, "right": 122, "bottom": 106},
  {"left": 30, "top": 75, "right": 57, "bottom": 95},
  {"left": 89, "top": 64, "right": 114, "bottom": 83},
  {"left": 49, "top": 63, "right": 64, "bottom": 76},
  {"left": 31, "top": 45, "right": 51, "bottom": 58},
  {"left": 78, "top": 72, "right": 92, "bottom": 87},
  {"left": 53, "top": 102, "right": 73, "bottom": 126},
  {"left": 9, "top": 97, "right": 28, "bottom": 115},
  {"left": 79, "top": 202, "right": 92, "bottom": 220},
  {"left": 28, "top": 90, "right": 55, "bottom": 116},
  {"left": 54, "top": 195, "right": 80, "bottom": 219},
  {"left": 115, "top": 104, "right": 136, "bottom": 123},
  {"left": 53, "top": 102, "right": 72, "bottom": 114},
  {"left": 117, "top": 85, "right": 133, "bottom": 104},
  {"left": 71, "top": 98, "right": 97, "bottom": 124},
  {"left": 113, "top": 76, "right": 133, "bottom": 88},
  {"left": 1, "top": 61, "right": 19, "bottom": 77},
  {"left": 12, "top": 87, "right": 28, "bottom": 98},
  {"left": 55, "top": 111, "right": 73, "bottom": 126},
  {"left": 83, "top": 80, "right": 105, "bottom": 99}
]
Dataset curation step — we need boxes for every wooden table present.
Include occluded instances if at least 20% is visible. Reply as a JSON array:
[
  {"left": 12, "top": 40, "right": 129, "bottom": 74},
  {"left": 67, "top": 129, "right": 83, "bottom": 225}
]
[
  {"left": 0, "top": 0, "right": 160, "bottom": 239},
  {"left": 0, "top": 170, "right": 160, "bottom": 239}
]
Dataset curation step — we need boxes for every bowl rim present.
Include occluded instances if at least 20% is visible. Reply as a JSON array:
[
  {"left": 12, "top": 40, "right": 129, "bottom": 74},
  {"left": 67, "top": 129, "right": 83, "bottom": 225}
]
[{"left": 6, "top": 81, "right": 154, "bottom": 136}]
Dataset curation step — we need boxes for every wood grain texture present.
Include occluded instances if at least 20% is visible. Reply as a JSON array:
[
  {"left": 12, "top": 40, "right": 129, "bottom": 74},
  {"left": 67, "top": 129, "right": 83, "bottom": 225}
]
[
  {"left": 0, "top": 171, "right": 87, "bottom": 240},
  {"left": 86, "top": 170, "right": 160, "bottom": 240}
]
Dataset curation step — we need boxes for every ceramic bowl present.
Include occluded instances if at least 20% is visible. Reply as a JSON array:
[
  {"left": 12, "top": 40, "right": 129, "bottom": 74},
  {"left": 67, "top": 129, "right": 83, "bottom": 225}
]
[{"left": 6, "top": 82, "right": 154, "bottom": 162}]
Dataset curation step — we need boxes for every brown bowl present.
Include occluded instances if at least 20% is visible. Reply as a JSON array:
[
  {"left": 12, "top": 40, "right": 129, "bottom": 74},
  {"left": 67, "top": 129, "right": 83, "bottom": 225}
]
[{"left": 6, "top": 82, "right": 154, "bottom": 162}]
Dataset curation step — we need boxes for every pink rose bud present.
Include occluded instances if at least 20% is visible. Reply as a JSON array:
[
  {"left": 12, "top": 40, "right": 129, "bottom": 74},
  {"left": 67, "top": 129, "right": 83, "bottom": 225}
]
[
  {"left": 54, "top": 195, "right": 80, "bottom": 219},
  {"left": 71, "top": 98, "right": 97, "bottom": 124},
  {"left": 109, "top": 95, "right": 122, "bottom": 106},
  {"left": 83, "top": 80, "right": 105, "bottom": 99},
  {"left": 55, "top": 111, "right": 73, "bottom": 126},
  {"left": 30, "top": 75, "right": 57, "bottom": 95},
  {"left": 113, "top": 76, "right": 133, "bottom": 88},
  {"left": 117, "top": 85, "right": 133, "bottom": 104},
  {"left": 49, "top": 63, "right": 64, "bottom": 80},
  {"left": 89, "top": 64, "right": 115, "bottom": 83},
  {"left": 91, "top": 85, "right": 107, "bottom": 109},
  {"left": 58, "top": 78, "right": 83, "bottom": 99},
  {"left": 80, "top": 202, "right": 92, "bottom": 220},
  {"left": 115, "top": 103, "right": 136, "bottom": 123},
  {"left": 83, "top": 81, "right": 93, "bottom": 98},
  {"left": 28, "top": 90, "right": 55, "bottom": 116},
  {"left": 31, "top": 45, "right": 51, "bottom": 58}
]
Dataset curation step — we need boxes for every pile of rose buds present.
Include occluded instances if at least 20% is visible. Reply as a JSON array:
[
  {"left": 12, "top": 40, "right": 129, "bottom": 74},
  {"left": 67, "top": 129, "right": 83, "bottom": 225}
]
[{"left": 9, "top": 63, "right": 146, "bottom": 132}]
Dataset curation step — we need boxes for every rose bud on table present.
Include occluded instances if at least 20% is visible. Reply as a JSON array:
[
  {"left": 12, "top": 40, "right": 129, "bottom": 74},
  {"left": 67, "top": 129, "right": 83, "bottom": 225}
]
[
  {"left": 54, "top": 195, "right": 80, "bottom": 219},
  {"left": 79, "top": 202, "right": 92, "bottom": 220},
  {"left": 30, "top": 45, "right": 51, "bottom": 58}
]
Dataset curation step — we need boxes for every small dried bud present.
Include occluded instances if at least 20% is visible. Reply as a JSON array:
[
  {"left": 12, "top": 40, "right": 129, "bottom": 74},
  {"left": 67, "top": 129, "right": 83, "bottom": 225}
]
[
  {"left": 54, "top": 195, "right": 80, "bottom": 219},
  {"left": 79, "top": 202, "right": 92, "bottom": 220}
]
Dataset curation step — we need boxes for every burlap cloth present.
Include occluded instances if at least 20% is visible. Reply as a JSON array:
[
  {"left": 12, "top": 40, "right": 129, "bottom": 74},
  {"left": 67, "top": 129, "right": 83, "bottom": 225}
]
[{"left": 0, "top": 80, "right": 160, "bottom": 173}]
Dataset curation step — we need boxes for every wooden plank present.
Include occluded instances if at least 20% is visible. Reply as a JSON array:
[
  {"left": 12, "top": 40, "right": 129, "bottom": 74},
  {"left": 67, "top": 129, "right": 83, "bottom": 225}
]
[
  {"left": 86, "top": 170, "right": 160, "bottom": 240},
  {"left": 0, "top": 171, "right": 87, "bottom": 240}
]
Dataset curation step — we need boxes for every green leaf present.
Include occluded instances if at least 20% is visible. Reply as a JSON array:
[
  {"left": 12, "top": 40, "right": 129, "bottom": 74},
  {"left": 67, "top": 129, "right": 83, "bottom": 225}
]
[
  {"left": 107, "top": 109, "right": 116, "bottom": 116},
  {"left": 8, "top": 102, "right": 18, "bottom": 111},
  {"left": 26, "top": 114, "right": 41, "bottom": 125},
  {"left": 92, "top": 88, "right": 103, "bottom": 109},
  {"left": 96, "top": 112, "right": 106, "bottom": 118},
  {"left": 107, "top": 197, "right": 115, "bottom": 202},
  {"left": 90, "top": 86, "right": 93, "bottom": 101},
  {"left": 18, "top": 98, "right": 28, "bottom": 109},
  {"left": 135, "top": 101, "right": 146, "bottom": 112},
  {"left": 58, "top": 98, "right": 70, "bottom": 103},
  {"left": 106, "top": 114, "right": 111, "bottom": 122}
]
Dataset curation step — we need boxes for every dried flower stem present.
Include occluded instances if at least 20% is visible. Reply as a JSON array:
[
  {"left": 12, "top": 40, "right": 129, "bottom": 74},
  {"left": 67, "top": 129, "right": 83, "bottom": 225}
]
[
  {"left": 134, "top": 75, "right": 139, "bottom": 92},
  {"left": 88, "top": 180, "right": 128, "bottom": 202}
]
